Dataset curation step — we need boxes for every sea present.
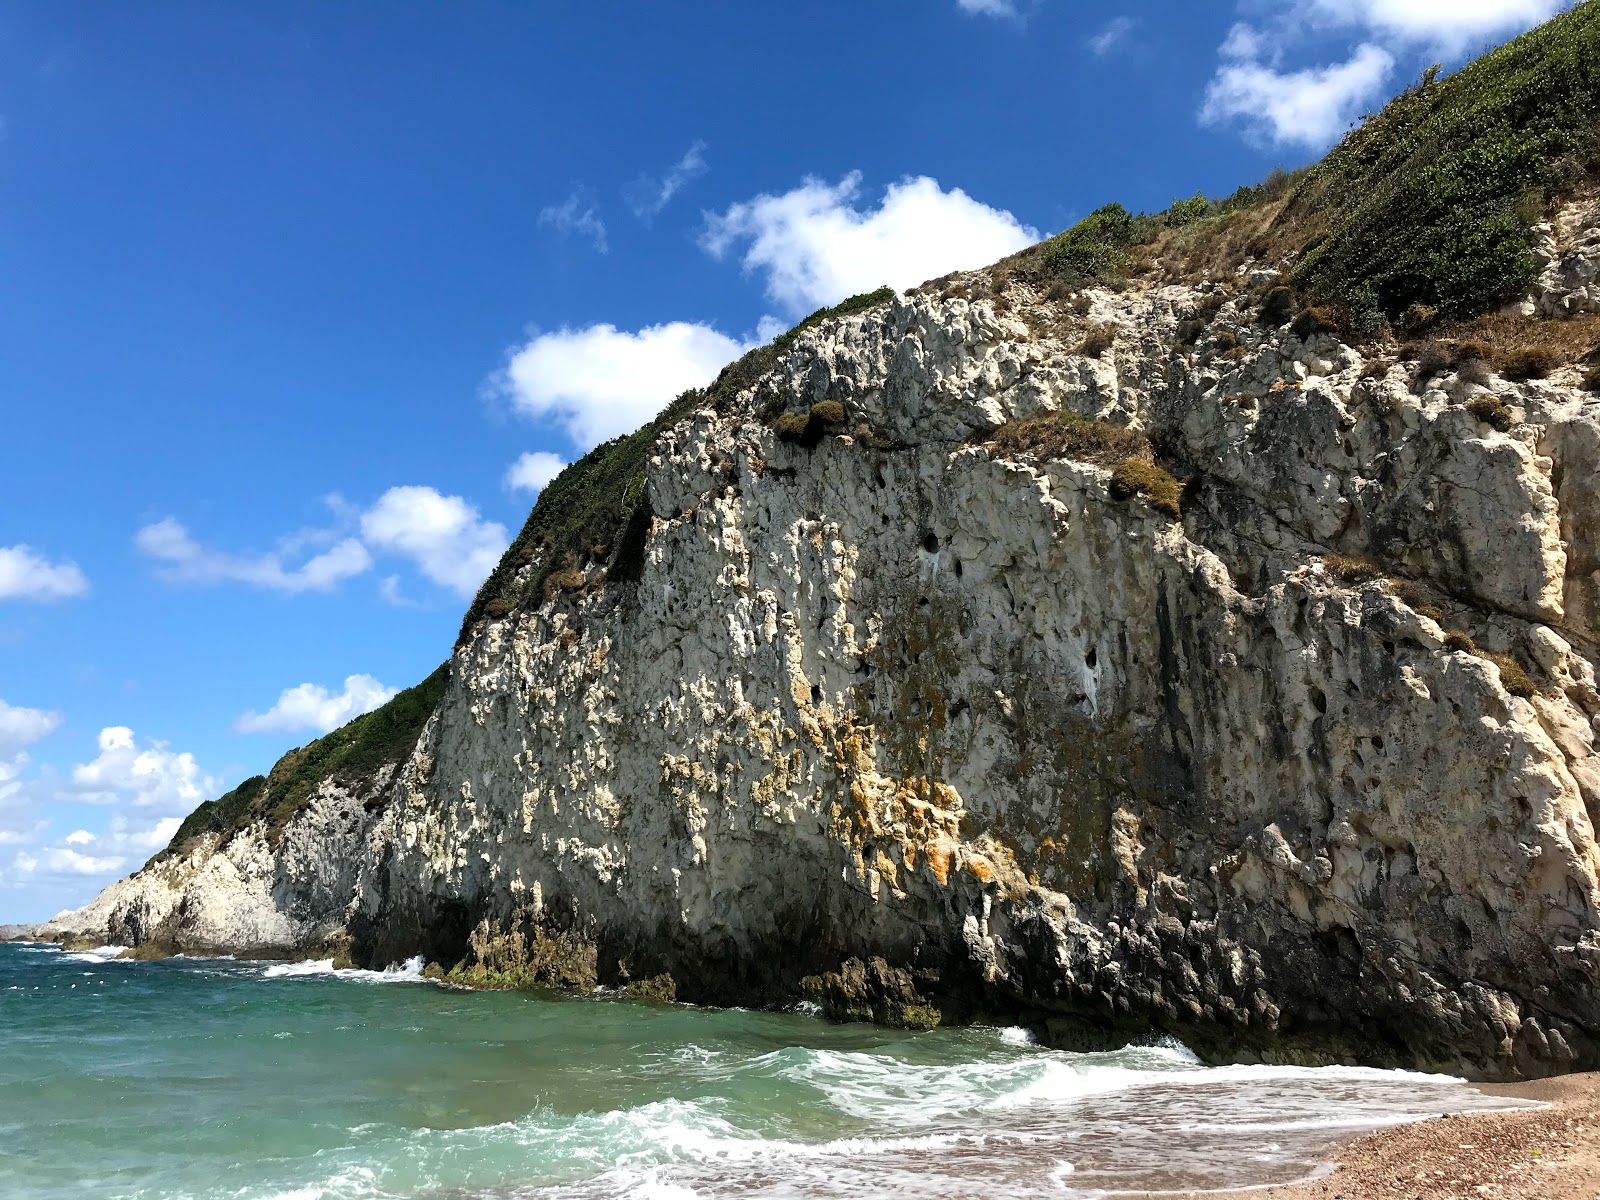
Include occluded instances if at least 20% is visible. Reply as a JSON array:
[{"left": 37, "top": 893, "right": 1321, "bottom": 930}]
[{"left": 0, "top": 940, "right": 1532, "bottom": 1199}]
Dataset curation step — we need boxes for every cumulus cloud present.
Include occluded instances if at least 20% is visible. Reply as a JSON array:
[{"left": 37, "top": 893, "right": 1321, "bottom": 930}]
[
  {"left": 494, "top": 321, "right": 752, "bottom": 451},
  {"left": 1089, "top": 16, "right": 1137, "bottom": 55},
  {"left": 538, "top": 190, "right": 608, "bottom": 253},
  {"left": 1200, "top": 29, "right": 1393, "bottom": 147},
  {"left": 234, "top": 673, "right": 398, "bottom": 735},
  {"left": 136, "top": 518, "right": 373, "bottom": 593},
  {"left": 702, "top": 172, "right": 1037, "bottom": 314},
  {"left": 360, "top": 486, "right": 508, "bottom": 598},
  {"left": 0, "top": 545, "right": 88, "bottom": 602},
  {"left": 1200, "top": 0, "right": 1560, "bottom": 148},
  {"left": 506, "top": 450, "right": 569, "bottom": 494},
  {"left": 66, "top": 725, "right": 218, "bottom": 810},
  {"left": 1307, "top": 0, "right": 1562, "bottom": 52},
  {"left": 625, "top": 141, "right": 708, "bottom": 220}
]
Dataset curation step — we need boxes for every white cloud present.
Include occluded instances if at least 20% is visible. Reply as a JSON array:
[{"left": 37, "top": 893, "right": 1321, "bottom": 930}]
[
  {"left": 0, "top": 700, "right": 61, "bottom": 759},
  {"left": 625, "top": 141, "right": 708, "bottom": 220},
  {"left": 136, "top": 518, "right": 373, "bottom": 593},
  {"left": 702, "top": 172, "right": 1037, "bottom": 314},
  {"left": 12, "top": 847, "right": 125, "bottom": 877},
  {"left": 64, "top": 829, "right": 94, "bottom": 845},
  {"left": 957, "top": 0, "right": 1017, "bottom": 16},
  {"left": 0, "top": 545, "right": 88, "bottom": 602},
  {"left": 1089, "top": 16, "right": 1136, "bottom": 55},
  {"left": 539, "top": 190, "right": 608, "bottom": 253},
  {"left": 234, "top": 673, "right": 398, "bottom": 735},
  {"left": 1200, "top": 31, "right": 1393, "bottom": 147},
  {"left": 506, "top": 450, "right": 569, "bottom": 494},
  {"left": 360, "top": 486, "right": 508, "bottom": 598},
  {"left": 1307, "top": 0, "right": 1561, "bottom": 52},
  {"left": 1199, "top": 0, "right": 1558, "bottom": 148},
  {"left": 68, "top": 726, "right": 219, "bottom": 810},
  {"left": 495, "top": 321, "right": 751, "bottom": 451}
]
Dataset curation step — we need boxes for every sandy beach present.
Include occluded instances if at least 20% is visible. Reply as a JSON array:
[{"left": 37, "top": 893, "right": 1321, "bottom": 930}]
[{"left": 1142, "top": 1072, "right": 1600, "bottom": 1200}]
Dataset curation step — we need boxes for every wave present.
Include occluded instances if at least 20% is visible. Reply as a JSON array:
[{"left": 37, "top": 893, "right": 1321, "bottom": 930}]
[
  {"left": 258, "top": 955, "right": 428, "bottom": 984},
  {"left": 59, "top": 944, "right": 129, "bottom": 962}
]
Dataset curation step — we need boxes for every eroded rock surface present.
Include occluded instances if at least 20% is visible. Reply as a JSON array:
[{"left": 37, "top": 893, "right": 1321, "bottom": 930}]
[{"left": 41, "top": 227, "right": 1600, "bottom": 1080}]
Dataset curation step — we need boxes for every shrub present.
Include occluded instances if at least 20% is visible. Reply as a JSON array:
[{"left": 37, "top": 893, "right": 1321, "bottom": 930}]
[
  {"left": 1214, "top": 330, "right": 1240, "bottom": 353},
  {"left": 1410, "top": 341, "right": 1454, "bottom": 380},
  {"left": 1499, "top": 346, "right": 1562, "bottom": 381},
  {"left": 1260, "top": 286, "right": 1296, "bottom": 326},
  {"left": 987, "top": 412, "right": 1146, "bottom": 467},
  {"left": 1078, "top": 323, "right": 1118, "bottom": 357},
  {"left": 1322, "top": 554, "right": 1384, "bottom": 585},
  {"left": 1443, "top": 631, "right": 1479, "bottom": 654},
  {"left": 1290, "top": 307, "right": 1342, "bottom": 339},
  {"left": 1486, "top": 652, "right": 1538, "bottom": 699},
  {"left": 810, "top": 400, "right": 847, "bottom": 426},
  {"left": 1042, "top": 204, "right": 1137, "bottom": 285},
  {"left": 776, "top": 403, "right": 847, "bottom": 448},
  {"left": 1109, "top": 457, "right": 1183, "bottom": 518},
  {"left": 1166, "top": 192, "right": 1213, "bottom": 228},
  {"left": 1284, "top": 5, "right": 1600, "bottom": 321},
  {"left": 1399, "top": 303, "right": 1440, "bottom": 333},
  {"left": 1465, "top": 395, "right": 1515, "bottom": 431}
]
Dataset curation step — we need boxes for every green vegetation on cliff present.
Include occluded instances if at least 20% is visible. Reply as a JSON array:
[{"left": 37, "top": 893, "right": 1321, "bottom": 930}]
[
  {"left": 163, "top": 663, "right": 450, "bottom": 856},
  {"left": 1285, "top": 2, "right": 1600, "bottom": 320}
]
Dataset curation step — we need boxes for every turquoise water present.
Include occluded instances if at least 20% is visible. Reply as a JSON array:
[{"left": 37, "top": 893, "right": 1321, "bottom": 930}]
[{"left": 0, "top": 942, "right": 1527, "bottom": 1199}]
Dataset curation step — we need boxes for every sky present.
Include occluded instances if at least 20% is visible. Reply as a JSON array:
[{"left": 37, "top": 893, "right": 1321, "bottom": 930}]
[{"left": 0, "top": 0, "right": 1569, "bottom": 920}]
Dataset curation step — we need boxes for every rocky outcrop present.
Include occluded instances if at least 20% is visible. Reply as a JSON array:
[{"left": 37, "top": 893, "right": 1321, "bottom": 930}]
[{"left": 44, "top": 206, "right": 1600, "bottom": 1081}]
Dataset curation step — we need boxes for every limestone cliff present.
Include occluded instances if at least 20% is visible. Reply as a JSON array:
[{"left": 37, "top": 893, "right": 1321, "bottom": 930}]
[{"left": 38, "top": 14, "right": 1600, "bottom": 1080}]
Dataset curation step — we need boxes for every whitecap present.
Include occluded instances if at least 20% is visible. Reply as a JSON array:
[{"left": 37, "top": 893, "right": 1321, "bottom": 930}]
[
  {"left": 259, "top": 955, "right": 427, "bottom": 984},
  {"left": 59, "top": 945, "right": 129, "bottom": 962}
]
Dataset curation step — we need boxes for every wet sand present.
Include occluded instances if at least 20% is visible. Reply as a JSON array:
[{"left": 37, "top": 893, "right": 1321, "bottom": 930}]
[{"left": 1146, "top": 1071, "right": 1600, "bottom": 1200}]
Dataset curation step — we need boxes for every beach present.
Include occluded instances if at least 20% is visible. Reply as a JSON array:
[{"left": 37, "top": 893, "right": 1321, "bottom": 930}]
[{"left": 1143, "top": 1072, "right": 1600, "bottom": 1200}]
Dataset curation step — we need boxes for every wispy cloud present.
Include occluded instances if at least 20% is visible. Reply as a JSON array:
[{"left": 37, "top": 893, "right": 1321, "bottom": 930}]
[
  {"left": 538, "top": 189, "right": 609, "bottom": 253},
  {"left": 624, "top": 140, "right": 708, "bottom": 221},
  {"left": 956, "top": 0, "right": 1018, "bottom": 18},
  {"left": 135, "top": 518, "right": 372, "bottom": 593},
  {"left": 1088, "top": 16, "right": 1137, "bottom": 56}
]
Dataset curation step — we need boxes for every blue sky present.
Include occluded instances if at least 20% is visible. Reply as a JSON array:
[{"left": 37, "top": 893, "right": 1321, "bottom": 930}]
[{"left": 0, "top": 0, "right": 1566, "bottom": 920}]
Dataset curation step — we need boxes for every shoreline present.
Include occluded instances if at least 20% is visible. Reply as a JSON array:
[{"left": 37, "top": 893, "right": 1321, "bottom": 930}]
[{"left": 1146, "top": 1072, "right": 1600, "bottom": 1200}]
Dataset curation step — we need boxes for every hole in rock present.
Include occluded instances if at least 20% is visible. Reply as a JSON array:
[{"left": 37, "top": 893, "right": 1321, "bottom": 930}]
[
  {"left": 954, "top": 558, "right": 964, "bottom": 579},
  {"left": 923, "top": 531, "right": 940, "bottom": 553},
  {"left": 1086, "top": 646, "right": 1098, "bottom": 668},
  {"left": 810, "top": 684, "right": 822, "bottom": 705}
]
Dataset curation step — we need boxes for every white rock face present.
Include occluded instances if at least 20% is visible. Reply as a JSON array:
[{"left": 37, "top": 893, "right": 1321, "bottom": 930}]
[{"left": 46, "top": 240, "right": 1600, "bottom": 1080}]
